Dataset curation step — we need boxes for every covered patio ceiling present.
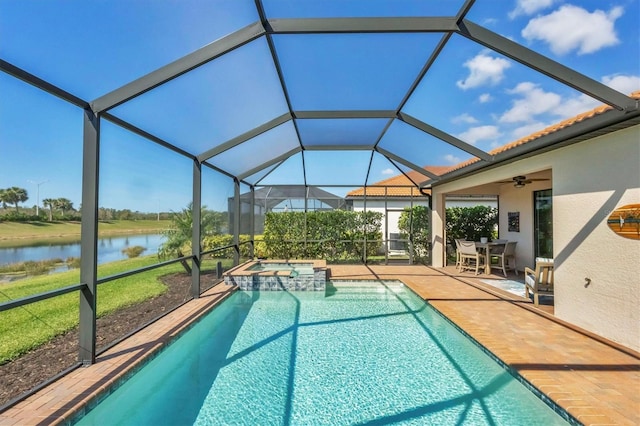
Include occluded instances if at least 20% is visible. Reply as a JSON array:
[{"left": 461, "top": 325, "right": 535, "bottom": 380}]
[
  {"left": 2, "top": 0, "right": 639, "bottom": 191},
  {"left": 441, "top": 169, "right": 552, "bottom": 195}
]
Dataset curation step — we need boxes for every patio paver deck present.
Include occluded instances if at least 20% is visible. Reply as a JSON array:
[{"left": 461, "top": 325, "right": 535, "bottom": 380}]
[{"left": 0, "top": 265, "right": 638, "bottom": 425}]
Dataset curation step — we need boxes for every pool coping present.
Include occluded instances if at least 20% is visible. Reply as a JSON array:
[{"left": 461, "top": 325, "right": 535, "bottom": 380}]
[{"left": 223, "top": 259, "right": 327, "bottom": 277}]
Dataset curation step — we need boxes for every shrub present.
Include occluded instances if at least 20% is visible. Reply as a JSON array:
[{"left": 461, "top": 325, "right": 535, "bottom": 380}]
[
  {"left": 121, "top": 245, "right": 147, "bottom": 258},
  {"left": 0, "top": 259, "right": 62, "bottom": 275},
  {"left": 445, "top": 206, "right": 498, "bottom": 248},
  {"left": 398, "top": 205, "right": 431, "bottom": 263},
  {"left": 202, "top": 234, "right": 254, "bottom": 259},
  {"left": 23, "top": 260, "right": 50, "bottom": 275},
  {"left": 0, "top": 262, "right": 26, "bottom": 274},
  {"left": 263, "top": 210, "right": 382, "bottom": 261},
  {"left": 66, "top": 257, "right": 81, "bottom": 269},
  {"left": 0, "top": 211, "right": 41, "bottom": 222},
  {"left": 253, "top": 238, "right": 267, "bottom": 258}
]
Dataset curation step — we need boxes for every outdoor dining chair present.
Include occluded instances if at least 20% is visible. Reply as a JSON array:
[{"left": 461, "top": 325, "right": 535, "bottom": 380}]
[
  {"left": 454, "top": 239, "right": 463, "bottom": 270},
  {"left": 490, "top": 241, "right": 517, "bottom": 277},
  {"left": 458, "top": 240, "right": 484, "bottom": 275}
]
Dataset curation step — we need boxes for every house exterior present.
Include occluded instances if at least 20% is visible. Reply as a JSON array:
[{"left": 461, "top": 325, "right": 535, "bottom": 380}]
[
  {"left": 429, "top": 92, "right": 640, "bottom": 351},
  {"left": 346, "top": 166, "right": 497, "bottom": 254}
]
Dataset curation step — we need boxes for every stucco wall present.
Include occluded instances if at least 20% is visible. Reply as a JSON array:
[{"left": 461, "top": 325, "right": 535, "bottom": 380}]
[
  {"left": 551, "top": 126, "right": 639, "bottom": 351},
  {"left": 498, "top": 180, "right": 552, "bottom": 272},
  {"left": 351, "top": 200, "right": 429, "bottom": 236}
]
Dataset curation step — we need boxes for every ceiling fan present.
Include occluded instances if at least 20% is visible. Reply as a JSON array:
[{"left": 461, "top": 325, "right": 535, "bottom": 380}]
[{"left": 498, "top": 175, "right": 549, "bottom": 188}]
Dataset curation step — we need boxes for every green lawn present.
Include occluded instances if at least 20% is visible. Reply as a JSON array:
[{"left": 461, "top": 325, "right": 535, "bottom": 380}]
[
  {"left": 0, "top": 255, "right": 184, "bottom": 363},
  {"left": 0, "top": 220, "right": 171, "bottom": 245}
]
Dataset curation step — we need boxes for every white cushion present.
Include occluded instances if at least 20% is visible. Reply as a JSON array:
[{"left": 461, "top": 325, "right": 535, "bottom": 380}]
[
  {"left": 525, "top": 273, "right": 536, "bottom": 287},
  {"left": 535, "top": 257, "right": 553, "bottom": 264}
]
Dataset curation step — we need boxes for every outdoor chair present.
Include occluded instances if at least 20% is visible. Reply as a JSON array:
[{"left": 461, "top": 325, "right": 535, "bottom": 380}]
[
  {"left": 454, "top": 239, "right": 463, "bottom": 270},
  {"left": 490, "top": 241, "right": 517, "bottom": 277},
  {"left": 458, "top": 240, "right": 484, "bottom": 275},
  {"left": 488, "top": 239, "right": 508, "bottom": 256},
  {"left": 524, "top": 258, "right": 554, "bottom": 305}
]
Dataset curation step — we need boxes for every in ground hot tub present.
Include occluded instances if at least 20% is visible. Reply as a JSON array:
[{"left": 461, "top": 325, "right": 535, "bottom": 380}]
[{"left": 223, "top": 259, "right": 328, "bottom": 291}]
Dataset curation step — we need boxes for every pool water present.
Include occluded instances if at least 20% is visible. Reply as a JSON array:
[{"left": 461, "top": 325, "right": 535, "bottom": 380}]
[{"left": 75, "top": 281, "right": 569, "bottom": 425}]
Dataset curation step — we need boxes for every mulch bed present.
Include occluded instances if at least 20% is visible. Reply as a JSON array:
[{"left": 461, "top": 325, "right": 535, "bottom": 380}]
[{"left": 0, "top": 271, "right": 221, "bottom": 410}]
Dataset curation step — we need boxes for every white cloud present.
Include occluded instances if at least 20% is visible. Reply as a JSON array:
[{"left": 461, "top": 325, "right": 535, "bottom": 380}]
[
  {"left": 548, "top": 74, "right": 640, "bottom": 118},
  {"left": 499, "top": 82, "right": 562, "bottom": 123},
  {"left": 510, "top": 121, "right": 551, "bottom": 140},
  {"left": 443, "top": 154, "right": 462, "bottom": 164},
  {"left": 551, "top": 94, "right": 600, "bottom": 119},
  {"left": 451, "top": 113, "right": 479, "bottom": 124},
  {"left": 456, "top": 53, "right": 511, "bottom": 90},
  {"left": 493, "top": 73, "right": 639, "bottom": 143},
  {"left": 478, "top": 93, "right": 493, "bottom": 103},
  {"left": 482, "top": 17, "right": 498, "bottom": 26},
  {"left": 381, "top": 168, "right": 394, "bottom": 175},
  {"left": 509, "top": 0, "right": 555, "bottom": 19},
  {"left": 522, "top": 5, "right": 623, "bottom": 55},
  {"left": 457, "top": 125, "right": 502, "bottom": 145},
  {"left": 602, "top": 74, "right": 640, "bottom": 95},
  {"left": 499, "top": 74, "right": 640, "bottom": 125}
]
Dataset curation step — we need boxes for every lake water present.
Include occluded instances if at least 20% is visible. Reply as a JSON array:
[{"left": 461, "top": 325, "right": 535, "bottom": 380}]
[{"left": 0, "top": 234, "right": 165, "bottom": 266}]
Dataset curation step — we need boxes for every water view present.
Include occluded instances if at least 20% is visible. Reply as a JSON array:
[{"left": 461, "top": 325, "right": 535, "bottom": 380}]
[{"left": 0, "top": 233, "right": 164, "bottom": 266}]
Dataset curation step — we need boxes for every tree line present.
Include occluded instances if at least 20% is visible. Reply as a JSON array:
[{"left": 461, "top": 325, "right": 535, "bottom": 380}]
[
  {"left": 0, "top": 186, "right": 75, "bottom": 220},
  {"left": 0, "top": 186, "right": 172, "bottom": 222}
]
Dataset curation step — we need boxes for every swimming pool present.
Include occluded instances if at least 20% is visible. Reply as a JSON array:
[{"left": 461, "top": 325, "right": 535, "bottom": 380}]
[{"left": 74, "top": 281, "right": 571, "bottom": 425}]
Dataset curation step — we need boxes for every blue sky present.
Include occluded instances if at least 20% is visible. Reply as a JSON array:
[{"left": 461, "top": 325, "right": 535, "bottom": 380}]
[{"left": 1, "top": 0, "right": 638, "bottom": 213}]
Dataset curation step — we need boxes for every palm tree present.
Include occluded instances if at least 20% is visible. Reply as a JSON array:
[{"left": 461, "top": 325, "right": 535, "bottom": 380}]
[
  {"left": 55, "top": 198, "right": 73, "bottom": 217},
  {"left": 3, "top": 187, "right": 28, "bottom": 212},
  {"left": 0, "top": 188, "right": 7, "bottom": 210},
  {"left": 158, "top": 203, "right": 221, "bottom": 273},
  {"left": 158, "top": 203, "right": 195, "bottom": 273},
  {"left": 205, "top": 210, "right": 228, "bottom": 235},
  {"left": 42, "top": 198, "right": 55, "bottom": 221},
  {"left": 158, "top": 204, "right": 194, "bottom": 259}
]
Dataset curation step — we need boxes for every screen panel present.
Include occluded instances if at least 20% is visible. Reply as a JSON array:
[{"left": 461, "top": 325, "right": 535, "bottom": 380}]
[
  {"left": 263, "top": 0, "right": 466, "bottom": 18},
  {"left": 110, "top": 37, "right": 289, "bottom": 156},
  {"left": 304, "top": 151, "right": 373, "bottom": 186},
  {"left": 297, "top": 118, "right": 388, "bottom": 147},
  {"left": 402, "top": 34, "right": 607, "bottom": 151},
  {"left": 274, "top": 33, "right": 441, "bottom": 110},
  {"left": 256, "top": 153, "right": 306, "bottom": 186},
  {"left": 378, "top": 120, "right": 477, "bottom": 170},
  {"left": 206, "top": 121, "right": 300, "bottom": 177},
  {"left": 99, "top": 121, "right": 193, "bottom": 215},
  {"left": 465, "top": 0, "right": 640, "bottom": 90},
  {"left": 0, "top": 72, "right": 83, "bottom": 227},
  {"left": 0, "top": 0, "right": 259, "bottom": 100}
]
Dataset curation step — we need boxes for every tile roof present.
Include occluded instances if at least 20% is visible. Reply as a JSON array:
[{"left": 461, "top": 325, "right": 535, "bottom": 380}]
[
  {"left": 348, "top": 90, "right": 640, "bottom": 198},
  {"left": 347, "top": 166, "right": 451, "bottom": 197}
]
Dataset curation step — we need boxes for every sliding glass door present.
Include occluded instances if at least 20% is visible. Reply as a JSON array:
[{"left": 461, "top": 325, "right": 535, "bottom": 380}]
[{"left": 533, "top": 189, "right": 553, "bottom": 259}]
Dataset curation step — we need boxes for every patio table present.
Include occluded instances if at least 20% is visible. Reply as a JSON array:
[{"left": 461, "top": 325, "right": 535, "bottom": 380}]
[{"left": 474, "top": 242, "right": 506, "bottom": 274}]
